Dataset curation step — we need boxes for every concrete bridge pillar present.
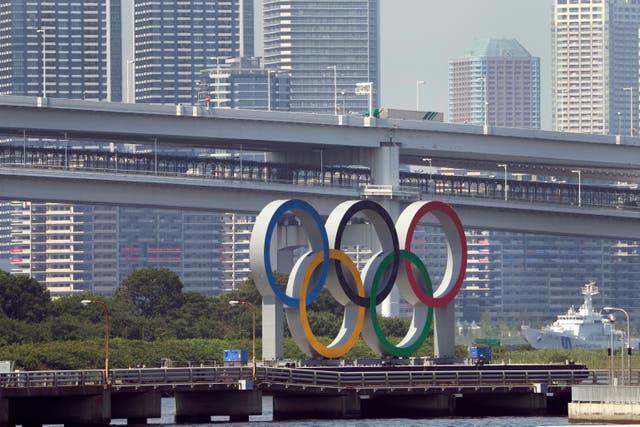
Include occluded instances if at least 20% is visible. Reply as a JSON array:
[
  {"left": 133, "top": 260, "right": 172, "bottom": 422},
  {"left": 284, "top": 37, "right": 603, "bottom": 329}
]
[
  {"left": 0, "top": 398, "right": 8, "bottom": 427},
  {"left": 110, "top": 391, "right": 161, "bottom": 424},
  {"left": 368, "top": 142, "right": 401, "bottom": 317},
  {"left": 8, "top": 387, "right": 110, "bottom": 426},
  {"left": 174, "top": 389, "right": 262, "bottom": 423},
  {"left": 454, "top": 392, "right": 547, "bottom": 416},
  {"left": 360, "top": 394, "right": 452, "bottom": 418},
  {"left": 273, "top": 391, "right": 360, "bottom": 420}
]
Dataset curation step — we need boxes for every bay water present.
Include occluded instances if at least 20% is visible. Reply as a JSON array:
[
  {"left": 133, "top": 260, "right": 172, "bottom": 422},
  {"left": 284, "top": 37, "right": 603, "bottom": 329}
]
[{"left": 100, "top": 397, "right": 630, "bottom": 427}]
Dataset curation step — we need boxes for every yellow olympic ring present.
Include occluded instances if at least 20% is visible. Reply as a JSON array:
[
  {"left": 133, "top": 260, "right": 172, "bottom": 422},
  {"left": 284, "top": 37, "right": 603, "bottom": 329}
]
[{"left": 298, "top": 249, "right": 366, "bottom": 358}]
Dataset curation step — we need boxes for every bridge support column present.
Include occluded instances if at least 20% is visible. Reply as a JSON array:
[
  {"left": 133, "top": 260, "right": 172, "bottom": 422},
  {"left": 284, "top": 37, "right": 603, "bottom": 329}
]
[
  {"left": 273, "top": 391, "right": 360, "bottom": 420},
  {"left": 8, "top": 387, "right": 110, "bottom": 426},
  {"left": 0, "top": 398, "right": 8, "bottom": 427},
  {"left": 174, "top": 389, "right": 261, "bottom": 423},
  {"left": 360, "top": 394, "right": 452, "bottom": 418},
  {"left": 111, "top": 391, "right": 161, "bottom": 424},
  {"left": 454, "top": 392, "right": 547, "bottom": 416},
  {"left": 369, "top": 142, "right": 401, "bottom": 318}
]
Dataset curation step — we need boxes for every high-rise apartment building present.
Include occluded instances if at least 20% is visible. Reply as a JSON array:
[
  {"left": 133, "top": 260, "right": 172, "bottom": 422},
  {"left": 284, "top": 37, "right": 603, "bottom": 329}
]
[
  {"left": 448, "top": 38, "right": 541, "bottom": 129},
  {"left": 0, "top": 0, "right": 122, "bottom": 101},
  {"left": 10, "top": 202, "right": 226, "bottom": 296},
  {"left": 133, "top": 0, "right": 254, "bottom": 104},
  {"left": 263, "top": 0, "right": 379, "bottom": 115},
  {"left": 552, "top": 0, "right": 640, "bottom": 135},
  {"left": 196, "top": 57, "right": 291, "bottom": 110}
]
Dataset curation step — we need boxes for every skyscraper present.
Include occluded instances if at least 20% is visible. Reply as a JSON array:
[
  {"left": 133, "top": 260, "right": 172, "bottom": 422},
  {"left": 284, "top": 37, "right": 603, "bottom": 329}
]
[
  {"left": 0, "top": 0, "right": 122, "bottom": 101},
  {"left": 552, "top": 0, "right": 640, "bottom": 135},
  {"left": 448, "top": 38, "right": 541, "bottom": 129},
  {"left": 133, "top": 0, "right": 254, "bottom": 104},
  {"left": 196, "top": 57, "right": 291, "bottom": 110},
  {"left": 263, "top": 0, "right": 379, "bottom": 115}
]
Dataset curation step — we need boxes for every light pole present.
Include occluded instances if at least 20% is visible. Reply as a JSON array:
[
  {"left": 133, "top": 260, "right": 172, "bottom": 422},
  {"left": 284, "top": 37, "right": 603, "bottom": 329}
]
[
  {"left": 617, "top": 112, "right": 622, "bottom": 135},
  {"left": 571, "top": 169, "right": 582, "bottom": 207},
  {"left": 266, "top": 70, "right": 273, "bottom": 112},
  {"left": 422, "top": 157, "right": 432, "bottom": 192},
  {"left": 477, "top": 76, "right": 488, "bottom": 127},
  {"left": 340, "top": 91, "right": 346, "bottom": 114},
  {"left": 126, "top": 60, "right": 136, "bottom": 103},
  {"left": 81, "top": 299, "right": 110, "bottom": 386},
  {"left": 319, "top": 149, "right": 324, "bottom": 185},
  {"left": 229, "top": 300, "right": 256, "bottom": 380},
  {"left": 497, "top": 163, "right": 508, "bottom": 201},
  {"left": 604, "top": 307, "right": 631, "bottom": 385},
  {"left": 416, "top": 80, "right": 426, "bottom": 111},
  {"left": 609, "top": 314, "right": 616, "bottom": 385},
  {"left": 328, "top": 66, "right": 337, "bottom": 115},
  {"left": 624, "top": 87, "right": 633, "bottom": 136},
  {"left": 36, "top": 29, "right": 47, "bottom": 98}
]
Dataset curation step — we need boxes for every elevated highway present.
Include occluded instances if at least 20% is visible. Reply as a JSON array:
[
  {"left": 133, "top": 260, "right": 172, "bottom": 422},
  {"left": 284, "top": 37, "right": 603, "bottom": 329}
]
[
  {"left": 0, "top": 95, "right": 639, "bottom": 181},
  {"left": 1, "top": 166, "right": 639, "bottom": 240}
]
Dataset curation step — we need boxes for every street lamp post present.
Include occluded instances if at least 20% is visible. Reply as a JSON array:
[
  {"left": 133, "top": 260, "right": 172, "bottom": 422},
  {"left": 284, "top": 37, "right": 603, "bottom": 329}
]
[
  {"left": 617, "top": 112, "right": 622, "bottom": 136},
  {"left": 497, "top": 163, "right": 508, "bottom": 201},
  {"left": 267, "top": 70, "right": 271, "bottom": 112},
  {"left": 229, "top": 300, "right": 256, "bottom": 380},
  {"left": 422, "top": 157, "right": 432, "bottom": 192},
  {"left": 571, "top": 169, "right": 582, "bottom": 207},
  {"left": 126, "top": 60, "right": 136, "bottom": 103},
  {"left": 416, "top": 80, "right": 426, "bottom": 111},
  {"left": 604, "top": 307, "right": 631, "bottom": 385},
  {"left": 81, "top": 300, "right": 110, "bottom": 386},
  {"left": 328, "top": 66, "right": 337, "bottom": 115},
  {"left": 624, "top": 87, "right": 633, "bottom": 136},
  {"left": 36, "top": 29, "right": 47, "bottom": 98},
  {"left": 477, "top": 76, "right": 488, "bottom": 127}
]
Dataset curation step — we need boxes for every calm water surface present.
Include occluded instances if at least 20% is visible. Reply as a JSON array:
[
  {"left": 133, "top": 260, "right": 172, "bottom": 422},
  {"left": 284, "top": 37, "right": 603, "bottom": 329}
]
[{"left": 101, "top": 397, "right": 636, "bottom": 427}]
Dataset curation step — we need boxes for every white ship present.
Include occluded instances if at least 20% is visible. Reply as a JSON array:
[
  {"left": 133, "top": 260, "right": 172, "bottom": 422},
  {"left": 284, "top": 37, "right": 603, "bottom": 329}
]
[{"left": 521, "top": 282, "right": 638, "bottom": 350}]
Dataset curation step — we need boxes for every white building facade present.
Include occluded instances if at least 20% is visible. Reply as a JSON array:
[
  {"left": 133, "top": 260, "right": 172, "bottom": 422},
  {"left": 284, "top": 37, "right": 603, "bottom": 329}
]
[
  {"left": 263, "top": 0, "right": 379, "bottom": 115},
  {"left": 552, "top": 0, "right": 640, "bottom": 135}
]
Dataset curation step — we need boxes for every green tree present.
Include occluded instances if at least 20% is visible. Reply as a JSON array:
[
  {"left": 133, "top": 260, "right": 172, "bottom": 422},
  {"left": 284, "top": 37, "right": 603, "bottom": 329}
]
[
  {"left": 115, "top": 267, "right": 184, "bottom": 317},
  {"left": 0, "top": 270, "right": 51, "bottom": 322}
]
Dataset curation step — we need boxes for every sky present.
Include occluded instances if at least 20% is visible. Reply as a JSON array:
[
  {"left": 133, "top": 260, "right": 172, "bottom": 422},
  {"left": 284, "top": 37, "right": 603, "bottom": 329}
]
[{"left": 378, "top": 0, "right": 554, "bottom": 128}]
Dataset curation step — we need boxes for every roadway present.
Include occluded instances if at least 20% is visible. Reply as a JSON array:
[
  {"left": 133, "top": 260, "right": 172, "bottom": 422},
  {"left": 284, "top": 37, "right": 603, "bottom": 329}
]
[
  {"left": 1, "top": 165, "right": 639, "bottom": 239},
  {"left": 0, "top": 95, "right": 639, "bottom": 181}
]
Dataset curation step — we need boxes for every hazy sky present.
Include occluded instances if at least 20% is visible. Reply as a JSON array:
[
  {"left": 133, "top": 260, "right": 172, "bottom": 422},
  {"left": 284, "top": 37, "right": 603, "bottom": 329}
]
[{"left": 378, "top": 0, "right": 553, "bottom": 128}]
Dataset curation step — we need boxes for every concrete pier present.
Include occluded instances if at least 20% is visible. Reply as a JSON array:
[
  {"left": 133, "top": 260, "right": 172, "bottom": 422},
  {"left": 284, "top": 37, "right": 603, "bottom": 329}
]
[
  {"left": 273, "top": 391, "right": 361, "bottom": 420},
  {"left": 6, "top": 386, "right": 110, "bottom": 427},
  {"left": 569, "top": 385, "right": 640, "bottom": 424},
  {"left": 360, "top": 394, "right": 452, "bottom": 418},
  {"left": 111, "top": 391, "right": 161, "bottom": 424},
  {"left": 174, "top": 389, "right": 262, "bottom": 423},
  {"left": 455, "top": 392, "right": 548, "bottom": 416},
  {"left": 272, "top": 389, "right": 560, "bottom": 420}
]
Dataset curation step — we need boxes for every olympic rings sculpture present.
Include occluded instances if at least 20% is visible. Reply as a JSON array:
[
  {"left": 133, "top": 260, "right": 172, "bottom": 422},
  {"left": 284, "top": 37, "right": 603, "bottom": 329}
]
[{"left": 250, "top": 199, "right": 467, "bottom": 359}]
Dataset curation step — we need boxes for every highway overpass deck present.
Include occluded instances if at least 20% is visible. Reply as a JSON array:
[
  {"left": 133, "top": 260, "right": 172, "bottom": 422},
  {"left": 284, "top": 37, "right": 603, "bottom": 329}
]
[{"left": 0, "top": 95, "right": 639, "bottom": 181}]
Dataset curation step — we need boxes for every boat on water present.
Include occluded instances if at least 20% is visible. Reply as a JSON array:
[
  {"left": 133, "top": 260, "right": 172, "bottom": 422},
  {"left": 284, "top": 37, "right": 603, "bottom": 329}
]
[{"left": 521, "top": 282, "right": 638, "bottom": 350}]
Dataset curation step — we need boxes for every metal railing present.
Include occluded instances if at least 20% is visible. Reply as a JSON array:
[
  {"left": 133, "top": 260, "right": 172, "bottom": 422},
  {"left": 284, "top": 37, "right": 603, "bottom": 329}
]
[
  {"left": 0, "top": 366, "right": 590, "bottom": 390},
  {"left": 260, "top": 367, "right": 589, "bottom": 389}
]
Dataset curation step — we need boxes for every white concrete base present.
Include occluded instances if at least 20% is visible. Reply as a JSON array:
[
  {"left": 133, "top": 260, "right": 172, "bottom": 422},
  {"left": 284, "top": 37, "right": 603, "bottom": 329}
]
[{"left": 569, "top": 401, "right": 640, "bottom": 424}]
